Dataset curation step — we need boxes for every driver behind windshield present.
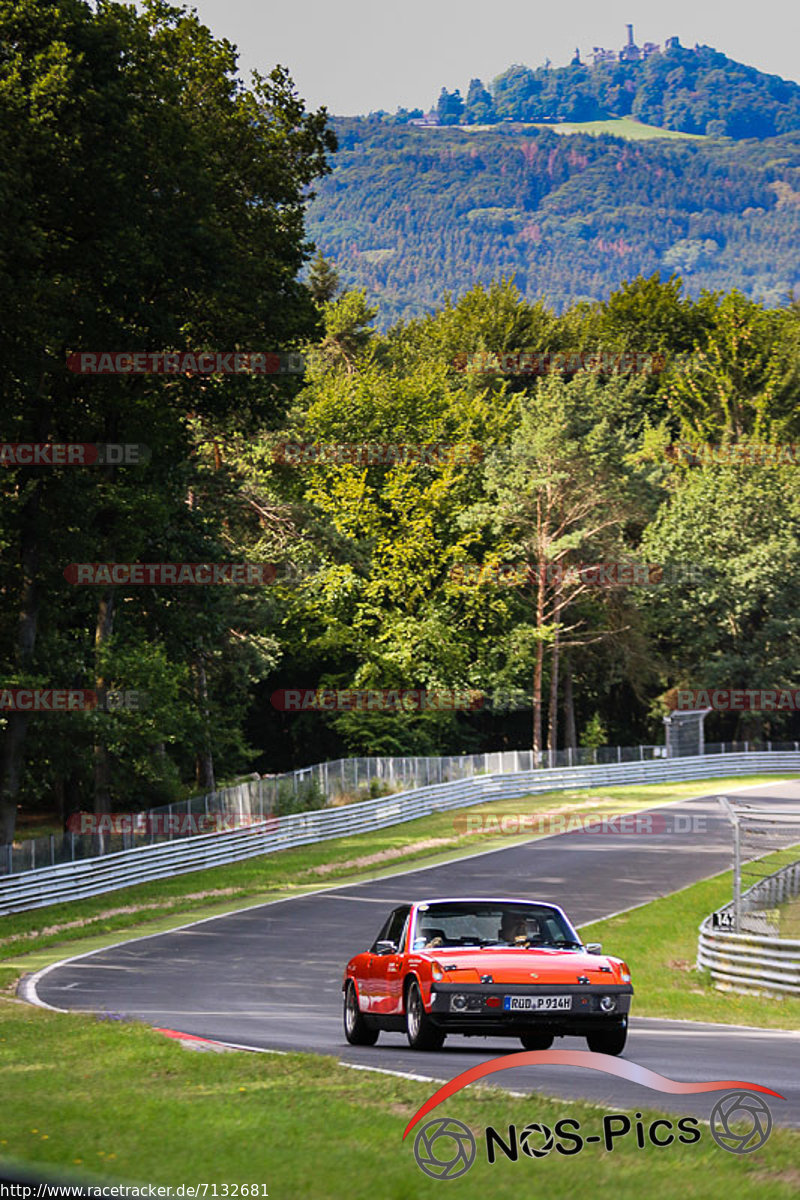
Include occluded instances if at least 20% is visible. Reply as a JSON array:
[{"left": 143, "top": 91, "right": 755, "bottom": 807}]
[{"left": 499, "top": 912, "right": 540, "bottom": 944}]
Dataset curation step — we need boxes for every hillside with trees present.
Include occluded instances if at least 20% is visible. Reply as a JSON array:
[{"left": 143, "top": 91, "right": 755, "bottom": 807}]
[
  {"left": 418, "top": 40, "right": 800, "bottom": 138},
  {"left": 306, "top": 121, "right": 800, "bottom": 326}
]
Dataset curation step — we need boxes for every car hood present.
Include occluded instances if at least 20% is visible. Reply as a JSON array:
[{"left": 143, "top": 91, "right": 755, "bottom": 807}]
[{"left": 419, "top": 947, "right": 629, "bottom": 985}]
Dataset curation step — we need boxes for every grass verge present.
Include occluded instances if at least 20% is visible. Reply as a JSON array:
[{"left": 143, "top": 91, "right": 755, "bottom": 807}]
[
  {"left": 777, "top": 893, "right": 800, "bottom": 939},
  {"left": 579, "top": 848, "right": 800, "bottom": 1029},
  {"left": 0, "top": 991, "right": 797, "bottom": 1197},
  {"left": 2, "top": 774, "right": 792, "bottom": 970}
]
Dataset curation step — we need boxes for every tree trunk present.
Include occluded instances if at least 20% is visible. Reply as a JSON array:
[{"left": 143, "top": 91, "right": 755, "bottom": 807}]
[
  {"left": 563, "top": 651, "right": 577, "bottom": 750},
  {"left": 547, "top": 621, "right": 560, "bottom": 765},
  {"left": 0, "top": 713, "right": 30, "bottom": 845},
  {"left": 93, "top": 592, "right": 115, "bottom": 830},
  {"left": 532, "top": 561, "right": 546, "bottom": 760},
  {"left": 194, "top": 653, "right": 216, "bottom": 791},
  {"left": 0, "top": 490, "right": 41, "bottom": 844}
]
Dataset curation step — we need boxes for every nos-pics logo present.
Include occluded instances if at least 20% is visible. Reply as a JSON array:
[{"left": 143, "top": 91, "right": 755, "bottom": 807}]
[
  {"left": 404, "top": 1053, "right": 782, "bottom": 1180},
  {"left": 412, "top": 1094, "right": 773, "bottom": 1179}
]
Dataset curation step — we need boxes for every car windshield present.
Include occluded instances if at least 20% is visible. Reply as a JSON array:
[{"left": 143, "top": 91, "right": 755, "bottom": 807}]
[{"left": 412, "top": 901, "right": 581, "bottom": 950}]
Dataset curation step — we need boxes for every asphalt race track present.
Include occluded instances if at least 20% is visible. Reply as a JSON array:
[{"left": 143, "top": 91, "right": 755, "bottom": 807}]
[{"left": 31, "top": 781, "right": 800, "bottom": 1126}]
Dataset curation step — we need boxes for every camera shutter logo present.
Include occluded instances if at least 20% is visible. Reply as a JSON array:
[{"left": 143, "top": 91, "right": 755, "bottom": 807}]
[
  {"left": 413, "top": 1117, "right": 476, "bottom": 1179},
  {"left": 710, "top": 1091, "right": 772, "bottom": 1154},
  {"left": 520, "top": 1122, "right": 555, "bottom": 1158}
]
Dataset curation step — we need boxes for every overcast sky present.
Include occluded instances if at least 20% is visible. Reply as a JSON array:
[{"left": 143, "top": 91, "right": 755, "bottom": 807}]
[{"left": 184, "top": 0, "right": 800, "bottom": 115}]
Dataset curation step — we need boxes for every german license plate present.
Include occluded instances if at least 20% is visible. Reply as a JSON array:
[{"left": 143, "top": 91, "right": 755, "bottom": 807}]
[{"left": 503, "top": 994, "right": 571, "bottom": 1011}]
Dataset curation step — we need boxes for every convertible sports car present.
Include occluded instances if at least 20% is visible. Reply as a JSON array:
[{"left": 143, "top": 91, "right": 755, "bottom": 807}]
[{"left": 342, "top": 897, "right": 633, "bottom": 1054}]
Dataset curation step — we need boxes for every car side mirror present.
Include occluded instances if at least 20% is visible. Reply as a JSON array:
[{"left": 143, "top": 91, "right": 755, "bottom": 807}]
[
  {"left": 585, "top": 942, "right": 603, "bottom": 954},
  {"left": 375, "top": 940, "right": 397, "bottom": 955}
]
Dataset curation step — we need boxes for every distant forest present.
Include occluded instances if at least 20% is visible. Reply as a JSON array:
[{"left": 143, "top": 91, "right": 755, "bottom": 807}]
[
  {"left": 398, "top": 42, "right": 800, "bottom": 139},
  {"left": 306, "top": 121, "right": 800, "bottom": 327}
]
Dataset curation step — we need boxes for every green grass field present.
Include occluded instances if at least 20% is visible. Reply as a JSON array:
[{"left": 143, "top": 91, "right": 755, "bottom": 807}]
[
  {"left": 536, "top": 117, "right": 708, "bottom": 140},
  {"left": 0, "top": 991, "right": 798, "bottom": 1197},
  {"left": 461, "top": 117, "right": 706, "bottom": 140}
]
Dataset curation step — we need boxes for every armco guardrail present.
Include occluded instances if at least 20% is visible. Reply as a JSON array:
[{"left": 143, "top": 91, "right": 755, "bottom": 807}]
[
  {"left": 1, "top": 751, "right": 798, "bottom": 915},
  {"left": 1, "top": 743, "right": 673, "bottom": 877},
  {"left": 8, "top": 739, "right": 798, "bottom": 877},
  {"left": 697, "top": 924, "right": 800, "bottom": 996},
  {"left": 697, "top": 858, "right": 800, "bottom": 996}
]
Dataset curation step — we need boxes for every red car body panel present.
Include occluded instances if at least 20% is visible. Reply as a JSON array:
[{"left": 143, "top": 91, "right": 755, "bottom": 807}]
[{"left": 343, "top": 897, "right": 633, "bottom": 1043}]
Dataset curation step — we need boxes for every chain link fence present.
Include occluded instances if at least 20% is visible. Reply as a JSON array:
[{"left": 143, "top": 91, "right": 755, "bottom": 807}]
[{"left": 4, "top": 739, "right": 798, "bottom": 877}]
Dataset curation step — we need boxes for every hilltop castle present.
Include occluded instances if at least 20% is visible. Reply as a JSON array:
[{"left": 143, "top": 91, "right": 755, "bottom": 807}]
[{"left": 572, "top": 26, "right": 680, "bottom": 68}]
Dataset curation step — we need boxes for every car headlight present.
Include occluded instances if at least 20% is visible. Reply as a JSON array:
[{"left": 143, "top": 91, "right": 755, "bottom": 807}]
[
  {"left": 599, "top": 995, "right": 617, "bottom": 1012},
  {"left": 431, "top": 961, "right": 445, "bottom": 981},
  {"left": 449, "top": 993, "right": 482, "bottom": 1012},
  {"left": 619, "top": 961, "right": 631, "bottom": 983}
]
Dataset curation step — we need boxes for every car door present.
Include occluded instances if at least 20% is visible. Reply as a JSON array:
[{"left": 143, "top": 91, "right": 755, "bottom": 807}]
[
  {"left": 360, "top": 912, "right": 393, "bottom": 1012},
  {"left": 385, "top": 908, "right": 411, "bottom": 1015},
  {"left": 368, "top": 905, "right": 410, "bottom": 1016}
]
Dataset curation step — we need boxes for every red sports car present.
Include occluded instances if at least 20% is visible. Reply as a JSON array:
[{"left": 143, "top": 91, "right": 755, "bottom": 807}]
[{"left": 342, "top": 897, "right": 633, "bottom": 1054}]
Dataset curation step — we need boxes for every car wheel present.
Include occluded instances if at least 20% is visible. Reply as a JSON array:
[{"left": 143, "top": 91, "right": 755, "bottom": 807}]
[
  {"left": 405, "top": 980, "right": 445, "bottom": 1051},
  {"left": 519, "top": 1031, "right": 554, "bottom": 1051},
  {"left": 343, "top": 981, "right": 379, "bottom": 1046},
  {"left": 586, "top": 1017, "right": 627, "bottom": 1056}
]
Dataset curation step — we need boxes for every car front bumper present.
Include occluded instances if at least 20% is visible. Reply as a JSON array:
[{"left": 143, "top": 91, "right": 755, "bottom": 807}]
[{"left": 427, "top": 982, "right": 632, "bottom": 1035}]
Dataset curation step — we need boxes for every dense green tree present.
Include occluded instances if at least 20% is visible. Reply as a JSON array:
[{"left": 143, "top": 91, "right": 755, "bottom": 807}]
[
  {"left": 0, "top": 0, "right": 335, "bottom": 839},
  {"left": 459, "top": 374, "right": 647, "bottom": 754},
  {"left": 641, "top": 463, "right": 800, "bottom": 740},
  {"left": 309, "top": 252, "right": 342, "bottom": 305},
  {"left": 663, "top": 291, "right": 800, "bottom": 441},
  {"left": 436, "top": 87, "right": 464, "bottom": 126},
  {"left": 464, "top": 78, "right": 495, "bottom": 124}
]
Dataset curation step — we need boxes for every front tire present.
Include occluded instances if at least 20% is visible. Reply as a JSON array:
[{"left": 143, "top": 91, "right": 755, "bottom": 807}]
[
  {"left": 405, "top": 980, "right": 445, "bottom": 1050},
  {"left": 519, "top": 1031, "right": 554, "bottom": 1051},
  {"left": 343, "top": 981, "right": 379, "bottom": 1046},
  {"left": 586, "top": 1017, "right": 627, "bottom": 1056}
]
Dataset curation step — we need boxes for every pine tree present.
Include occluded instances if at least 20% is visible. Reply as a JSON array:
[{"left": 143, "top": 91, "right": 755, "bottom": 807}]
[{"left": 309, "top": 251, "right": 341, "bottom": 304}]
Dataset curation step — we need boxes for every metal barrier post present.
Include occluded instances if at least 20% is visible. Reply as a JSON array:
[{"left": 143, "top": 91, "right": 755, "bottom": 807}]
[{"left": 733, "top": 818, "right": 742, "bottom": 932}]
